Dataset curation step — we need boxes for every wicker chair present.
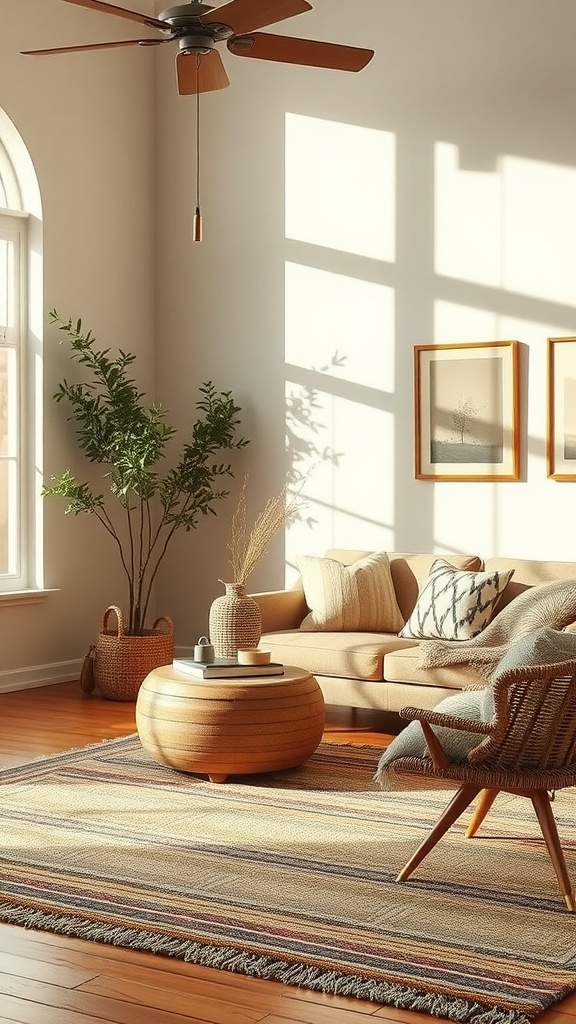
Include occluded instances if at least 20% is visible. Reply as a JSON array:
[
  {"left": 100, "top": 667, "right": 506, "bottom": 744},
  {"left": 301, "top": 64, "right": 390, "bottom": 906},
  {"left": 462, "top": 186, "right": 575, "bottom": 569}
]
[{"left": 393, "top": 664, "right": 576, "bottom": 911}]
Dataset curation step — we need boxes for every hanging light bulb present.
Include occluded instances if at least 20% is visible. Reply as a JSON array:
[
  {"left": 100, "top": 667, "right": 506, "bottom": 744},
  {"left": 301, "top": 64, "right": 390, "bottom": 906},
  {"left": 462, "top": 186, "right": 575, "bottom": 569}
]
[{"left": 193, "top": 54, "right": 203, "bottom": 243}]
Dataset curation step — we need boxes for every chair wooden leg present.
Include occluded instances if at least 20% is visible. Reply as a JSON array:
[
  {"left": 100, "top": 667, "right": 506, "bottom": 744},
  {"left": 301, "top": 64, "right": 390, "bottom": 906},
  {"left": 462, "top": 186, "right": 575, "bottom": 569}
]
[
  {"left": 531, "top": 790, "right": 576, "bottom": 912},
  {"left": 466, "top": 788, "right": 499, "bottom": 838},
  {"left": 396, "top": 783, "right": 482, "bottom": 882}
]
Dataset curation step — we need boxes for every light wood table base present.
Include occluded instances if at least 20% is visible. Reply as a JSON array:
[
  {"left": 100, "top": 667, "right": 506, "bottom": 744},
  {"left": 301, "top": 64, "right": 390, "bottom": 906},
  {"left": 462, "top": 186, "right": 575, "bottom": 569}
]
[{"left": 136, "top": 665, "right": 325, "bottom": 782}]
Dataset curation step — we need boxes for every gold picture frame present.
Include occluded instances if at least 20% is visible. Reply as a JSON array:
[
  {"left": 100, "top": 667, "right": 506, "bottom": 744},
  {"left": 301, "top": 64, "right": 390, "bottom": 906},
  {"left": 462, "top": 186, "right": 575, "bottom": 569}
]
[
  {"left": 547, "top": 336, "right": 576, "bottom": 481},
  {"left": 414, "top": 340, "right": 520, "bottom": 481}
]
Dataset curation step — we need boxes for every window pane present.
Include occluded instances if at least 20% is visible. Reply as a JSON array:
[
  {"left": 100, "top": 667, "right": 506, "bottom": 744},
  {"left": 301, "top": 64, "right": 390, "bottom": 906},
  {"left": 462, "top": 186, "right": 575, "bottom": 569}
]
[
  {"left": 0, "top": 346, "right": 16, "bottom": 458},
  {"left": 0, "top": 239, "right": 13, "bottom": 327},
  {"left": 0, "top": 459, "right": 15, "bottom": 575}
]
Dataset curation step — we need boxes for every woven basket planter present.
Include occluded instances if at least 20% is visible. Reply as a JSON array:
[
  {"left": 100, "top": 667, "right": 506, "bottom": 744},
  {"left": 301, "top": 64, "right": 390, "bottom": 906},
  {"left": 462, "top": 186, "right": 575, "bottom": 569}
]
[
  {"left": 94, "top": 605, "right": 174, "bottom": 702},
  {"left": 208, "top": 582, "right": 262, "bottom": 658}
]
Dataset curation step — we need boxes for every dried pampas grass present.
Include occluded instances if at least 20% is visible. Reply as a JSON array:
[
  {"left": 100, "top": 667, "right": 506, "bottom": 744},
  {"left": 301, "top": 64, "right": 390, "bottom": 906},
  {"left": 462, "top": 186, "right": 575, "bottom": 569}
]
[{"left": 227, "top": 477, "right": 305, "bottom": 586}]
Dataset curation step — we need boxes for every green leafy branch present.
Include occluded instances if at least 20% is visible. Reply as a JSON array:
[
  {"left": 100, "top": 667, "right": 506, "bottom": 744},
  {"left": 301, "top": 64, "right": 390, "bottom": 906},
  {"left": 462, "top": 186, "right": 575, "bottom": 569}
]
[{"left": 42, "top": 310, "right": 248, "bottom": 634}]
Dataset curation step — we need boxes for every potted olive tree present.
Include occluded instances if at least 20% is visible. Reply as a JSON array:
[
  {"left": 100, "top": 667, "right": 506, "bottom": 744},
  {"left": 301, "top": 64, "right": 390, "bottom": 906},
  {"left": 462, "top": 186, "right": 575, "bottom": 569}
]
[{"left": 43, "top": 310, "right": 248, "bottom": 699}]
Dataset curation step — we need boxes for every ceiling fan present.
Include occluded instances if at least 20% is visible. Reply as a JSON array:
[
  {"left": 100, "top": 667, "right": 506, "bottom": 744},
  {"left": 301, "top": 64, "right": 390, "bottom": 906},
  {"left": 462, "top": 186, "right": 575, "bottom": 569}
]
[{"left": 21, "top": 0, "right": 375, "bottom": 95}]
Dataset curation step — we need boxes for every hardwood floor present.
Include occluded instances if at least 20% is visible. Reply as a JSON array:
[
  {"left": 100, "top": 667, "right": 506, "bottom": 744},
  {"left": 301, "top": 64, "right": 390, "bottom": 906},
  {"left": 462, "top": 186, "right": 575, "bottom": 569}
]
[{"left": 0, "top": 681, "right": 571, "bottom": 1024}]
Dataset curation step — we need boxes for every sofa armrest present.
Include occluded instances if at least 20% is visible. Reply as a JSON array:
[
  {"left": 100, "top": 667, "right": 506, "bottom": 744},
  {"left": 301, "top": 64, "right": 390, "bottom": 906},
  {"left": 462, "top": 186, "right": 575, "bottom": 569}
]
[{"left": 250, "top": 588, "right": 308, "bottom": 633}]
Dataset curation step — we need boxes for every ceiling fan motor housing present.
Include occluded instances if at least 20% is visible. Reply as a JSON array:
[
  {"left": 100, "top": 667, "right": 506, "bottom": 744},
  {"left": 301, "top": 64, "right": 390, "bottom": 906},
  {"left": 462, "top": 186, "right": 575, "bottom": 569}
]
[
  {"left": 178, "top": 34, "right": 215, "bottom": 54},
  {"left": 158, "top": 3, "right": 214, "bottom": 24},
  {"left": 158, "top": 5, "right": 235, "bottom": 51}
]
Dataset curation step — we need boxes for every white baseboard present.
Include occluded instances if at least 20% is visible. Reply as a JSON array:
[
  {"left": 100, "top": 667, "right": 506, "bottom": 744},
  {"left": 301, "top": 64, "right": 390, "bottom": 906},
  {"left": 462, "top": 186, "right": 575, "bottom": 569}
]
[
  {"left": 0, "top": 661, "right": 83, "bottom": 693},
  {"left": 0, "top": 650, "right": 195, "bottom": 694}
]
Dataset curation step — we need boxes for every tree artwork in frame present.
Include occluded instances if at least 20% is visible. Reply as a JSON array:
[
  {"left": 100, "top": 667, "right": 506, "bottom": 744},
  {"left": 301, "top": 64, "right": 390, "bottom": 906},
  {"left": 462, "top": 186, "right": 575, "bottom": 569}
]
[
  {"left": 547, "top": 336, "right": 576, "bottom": 481},
  {"left": 414, "top": 340, "right": 520, "bottom": 482}
]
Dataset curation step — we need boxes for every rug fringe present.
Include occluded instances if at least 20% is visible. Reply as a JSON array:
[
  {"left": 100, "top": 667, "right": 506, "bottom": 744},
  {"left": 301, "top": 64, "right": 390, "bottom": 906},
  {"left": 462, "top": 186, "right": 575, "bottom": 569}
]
[{"left": 0, "top": 902, "right": 532, "bottom": 1024}]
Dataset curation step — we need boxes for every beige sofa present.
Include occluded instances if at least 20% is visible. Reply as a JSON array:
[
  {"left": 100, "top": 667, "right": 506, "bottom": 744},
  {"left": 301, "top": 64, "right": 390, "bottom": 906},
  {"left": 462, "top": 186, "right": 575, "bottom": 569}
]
[{"left": 252, "top": 549, "right": 576, "bottom": 712}]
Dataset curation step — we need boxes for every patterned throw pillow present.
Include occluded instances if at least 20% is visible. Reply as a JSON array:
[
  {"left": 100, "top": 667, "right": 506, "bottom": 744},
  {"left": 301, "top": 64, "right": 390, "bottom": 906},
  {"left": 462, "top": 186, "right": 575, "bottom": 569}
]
[
  {"left": 297, "top": 552, "right": 404, "bottom": 632},
  {"left": 399, "top": 558, "right": 514, "bottom": 641}
]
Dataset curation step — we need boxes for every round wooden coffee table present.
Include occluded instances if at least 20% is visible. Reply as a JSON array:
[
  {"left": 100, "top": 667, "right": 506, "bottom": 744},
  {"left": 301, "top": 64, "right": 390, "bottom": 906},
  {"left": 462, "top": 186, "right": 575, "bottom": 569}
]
[{"left": 135, "top": 665, "right": 325, "bottom": 782}]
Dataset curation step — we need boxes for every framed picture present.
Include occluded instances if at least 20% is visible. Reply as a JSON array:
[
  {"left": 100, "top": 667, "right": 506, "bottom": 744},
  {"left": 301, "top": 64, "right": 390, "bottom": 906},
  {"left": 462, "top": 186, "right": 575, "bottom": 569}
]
[
  {"left": 414, "top": 340, "right": 520, "bottom": 481},
  {"left": 547, "top": 336, "right": 576, "bottom": 481}
]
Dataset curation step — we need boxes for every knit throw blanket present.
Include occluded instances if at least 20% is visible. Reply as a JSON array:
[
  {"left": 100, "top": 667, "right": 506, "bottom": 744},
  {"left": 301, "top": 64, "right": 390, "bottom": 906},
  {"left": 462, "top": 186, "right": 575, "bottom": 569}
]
[{"left": 418, "top": 578, "right": 576, "bottom": 682}]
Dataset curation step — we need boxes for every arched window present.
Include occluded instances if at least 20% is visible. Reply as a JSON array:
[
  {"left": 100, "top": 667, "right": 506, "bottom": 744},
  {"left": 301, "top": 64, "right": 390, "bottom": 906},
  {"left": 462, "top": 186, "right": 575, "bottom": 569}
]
[
  {"left": 0, "top": 139, "right": 23, "bottom": 210},
  {"left": 0, "top": 111, "right": 43, "bottom": 599}
]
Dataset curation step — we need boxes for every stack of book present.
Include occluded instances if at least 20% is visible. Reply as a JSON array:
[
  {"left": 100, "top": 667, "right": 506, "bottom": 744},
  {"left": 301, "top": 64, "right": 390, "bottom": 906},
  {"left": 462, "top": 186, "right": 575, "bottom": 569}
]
[{"left": 172, "top": 657, "right": 284, "bottom": 679}]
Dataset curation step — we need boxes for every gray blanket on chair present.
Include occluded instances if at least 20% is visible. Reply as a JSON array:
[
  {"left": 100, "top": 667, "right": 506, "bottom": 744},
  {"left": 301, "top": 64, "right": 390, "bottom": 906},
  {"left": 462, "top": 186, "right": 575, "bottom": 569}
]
[{"left": 417, "top": 578, "right": 576, "bottom": 682}]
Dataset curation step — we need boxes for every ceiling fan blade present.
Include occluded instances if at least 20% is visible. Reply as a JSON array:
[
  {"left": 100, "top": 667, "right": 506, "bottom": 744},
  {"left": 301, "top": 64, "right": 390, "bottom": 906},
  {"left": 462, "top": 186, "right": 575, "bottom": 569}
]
[
  {"left": 59, "top": 0, "right": 167, "bottom": 31},
  {"left": 176, "top": 49, "right": 230, "bottom": 95},
  {"left": 201, "top": 0, "right": 312, "bottom": 37},
  {"left": 22, "top": 38, "right": 165, "bottom": 56},
  {"left": 228, "top": 32, "right": 374, "bottom": 71}
]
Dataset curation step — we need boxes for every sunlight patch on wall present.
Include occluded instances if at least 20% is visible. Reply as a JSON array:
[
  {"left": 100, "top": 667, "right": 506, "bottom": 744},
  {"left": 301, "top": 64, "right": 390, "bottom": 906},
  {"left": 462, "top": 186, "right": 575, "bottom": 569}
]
[
  {"left": 435, "top": 143, "right": 576, "bottom": 306},
  {"left": 434, "top": 300, "right": 498, "bottom": 342},
  {"left": 285, "top": 113, "right": 395, "bottom": 261},
  {"left": 432, "top": 474, "right": 562, "bottom": 561},
  {"left": 285, "top": 262, "right": 395, "bottom": 391},
  {"left": 285, "top": 384, "right": 396, "bottom": 580},
  {"left": 432, "top": 482, "right": 501, "bottom": 556},
  {"left": 435, "top": 143, "right": 501, "bottom": 287},
  {"left": 501, "top": 156, "right": 576, "bottom": 305},
  {"left": 435, "top": 300, "right": 574, "bottom": 348}
]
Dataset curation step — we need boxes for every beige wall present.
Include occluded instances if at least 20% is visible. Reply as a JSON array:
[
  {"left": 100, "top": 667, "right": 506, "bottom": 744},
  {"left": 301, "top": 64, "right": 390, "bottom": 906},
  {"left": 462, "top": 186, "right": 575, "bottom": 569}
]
[
  {"left": 2, "top": 0, "right": 576, "bottom": 686},
  {"left": 155, "top": 0, "right": 576, "bottom": 647},
  {"left": 0, "top": 1, "right": 156, "bottom": 685}
]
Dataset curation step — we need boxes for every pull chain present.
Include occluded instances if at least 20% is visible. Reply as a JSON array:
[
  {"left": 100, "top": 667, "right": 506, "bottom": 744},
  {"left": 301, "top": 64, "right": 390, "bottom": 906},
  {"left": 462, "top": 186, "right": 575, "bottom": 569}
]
[{"left": 193, "top": 53, "right": 202, "bottom": 242}]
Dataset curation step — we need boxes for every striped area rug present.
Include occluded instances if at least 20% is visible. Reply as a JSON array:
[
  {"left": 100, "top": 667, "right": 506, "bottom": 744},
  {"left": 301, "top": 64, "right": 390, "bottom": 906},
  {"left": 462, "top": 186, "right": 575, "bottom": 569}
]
[{"left": 1, "top": 736, "right": 576, "bottom": 1024}]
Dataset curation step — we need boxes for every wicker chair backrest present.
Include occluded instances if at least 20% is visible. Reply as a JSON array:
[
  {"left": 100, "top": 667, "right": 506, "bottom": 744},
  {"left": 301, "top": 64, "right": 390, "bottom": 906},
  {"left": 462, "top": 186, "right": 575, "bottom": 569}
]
[{"left": 467, "top": 671, "right": 576, "bottom": 780}]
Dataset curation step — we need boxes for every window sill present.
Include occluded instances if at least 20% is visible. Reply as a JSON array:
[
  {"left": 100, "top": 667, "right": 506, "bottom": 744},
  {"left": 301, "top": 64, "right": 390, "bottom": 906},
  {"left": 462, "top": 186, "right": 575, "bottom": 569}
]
[{"left": 0, "top": 589, "right": 59, "bottom": 607}]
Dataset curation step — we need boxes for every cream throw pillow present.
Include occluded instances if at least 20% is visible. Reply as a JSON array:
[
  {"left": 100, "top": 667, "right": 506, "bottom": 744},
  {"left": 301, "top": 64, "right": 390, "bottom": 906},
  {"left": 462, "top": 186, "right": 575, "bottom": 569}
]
[{"left": 297, "top": 552, "right": 404, "bottom": 632}]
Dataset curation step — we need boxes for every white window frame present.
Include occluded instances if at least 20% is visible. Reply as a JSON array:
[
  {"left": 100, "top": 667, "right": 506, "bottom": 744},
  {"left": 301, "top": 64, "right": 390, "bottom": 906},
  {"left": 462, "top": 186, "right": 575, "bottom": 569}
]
[
  {"left": 0, "top": 211, "right": 30, "bottom": 592},
  {"left": 0, "top": 139, "right": 22, "bottom": 210},
  {"left": 0, "top": 115, "right": 45, "bottom": 605}
]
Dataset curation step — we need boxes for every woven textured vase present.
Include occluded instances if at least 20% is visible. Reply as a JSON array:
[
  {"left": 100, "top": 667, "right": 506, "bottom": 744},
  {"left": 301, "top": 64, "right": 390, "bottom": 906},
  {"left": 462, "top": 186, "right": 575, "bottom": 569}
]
[{"left": 208, "top": 582, "right": 262, "bottom": 658}]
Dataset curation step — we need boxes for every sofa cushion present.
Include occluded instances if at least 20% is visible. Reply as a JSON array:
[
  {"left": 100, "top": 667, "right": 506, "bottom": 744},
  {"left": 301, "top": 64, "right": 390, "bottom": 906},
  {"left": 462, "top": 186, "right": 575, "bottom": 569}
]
[
  {"left": 297, "top": 551, "right": 404, "bottom": 633},
  {"left": 399, "top": 558, "right": 514, "bottom": 641},
  {"left": 383, "top": 645, "right": 487, "bottom": 690},
  {"left": 259, "top": 630, "right": 416, "bottom": 681},
  {"left": 374, "top": 687, "right": 495, "bottom": 789}
]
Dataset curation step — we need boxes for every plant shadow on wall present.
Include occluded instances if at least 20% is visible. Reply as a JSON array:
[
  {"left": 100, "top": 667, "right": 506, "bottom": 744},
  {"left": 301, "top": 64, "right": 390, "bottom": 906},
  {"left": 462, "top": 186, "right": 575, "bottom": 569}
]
[
  {"left": 42, "top": 311, "right": 248, "bottom": 640},
  {"left": 285, "top": 351, "right": 346, "bottom": 519}
]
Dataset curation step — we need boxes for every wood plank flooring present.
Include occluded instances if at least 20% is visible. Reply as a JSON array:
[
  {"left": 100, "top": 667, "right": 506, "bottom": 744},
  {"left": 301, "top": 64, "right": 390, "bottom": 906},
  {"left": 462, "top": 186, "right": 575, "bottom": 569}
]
[{"left": 0, "top": 681, "right": 571, "bottom": 1024}]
